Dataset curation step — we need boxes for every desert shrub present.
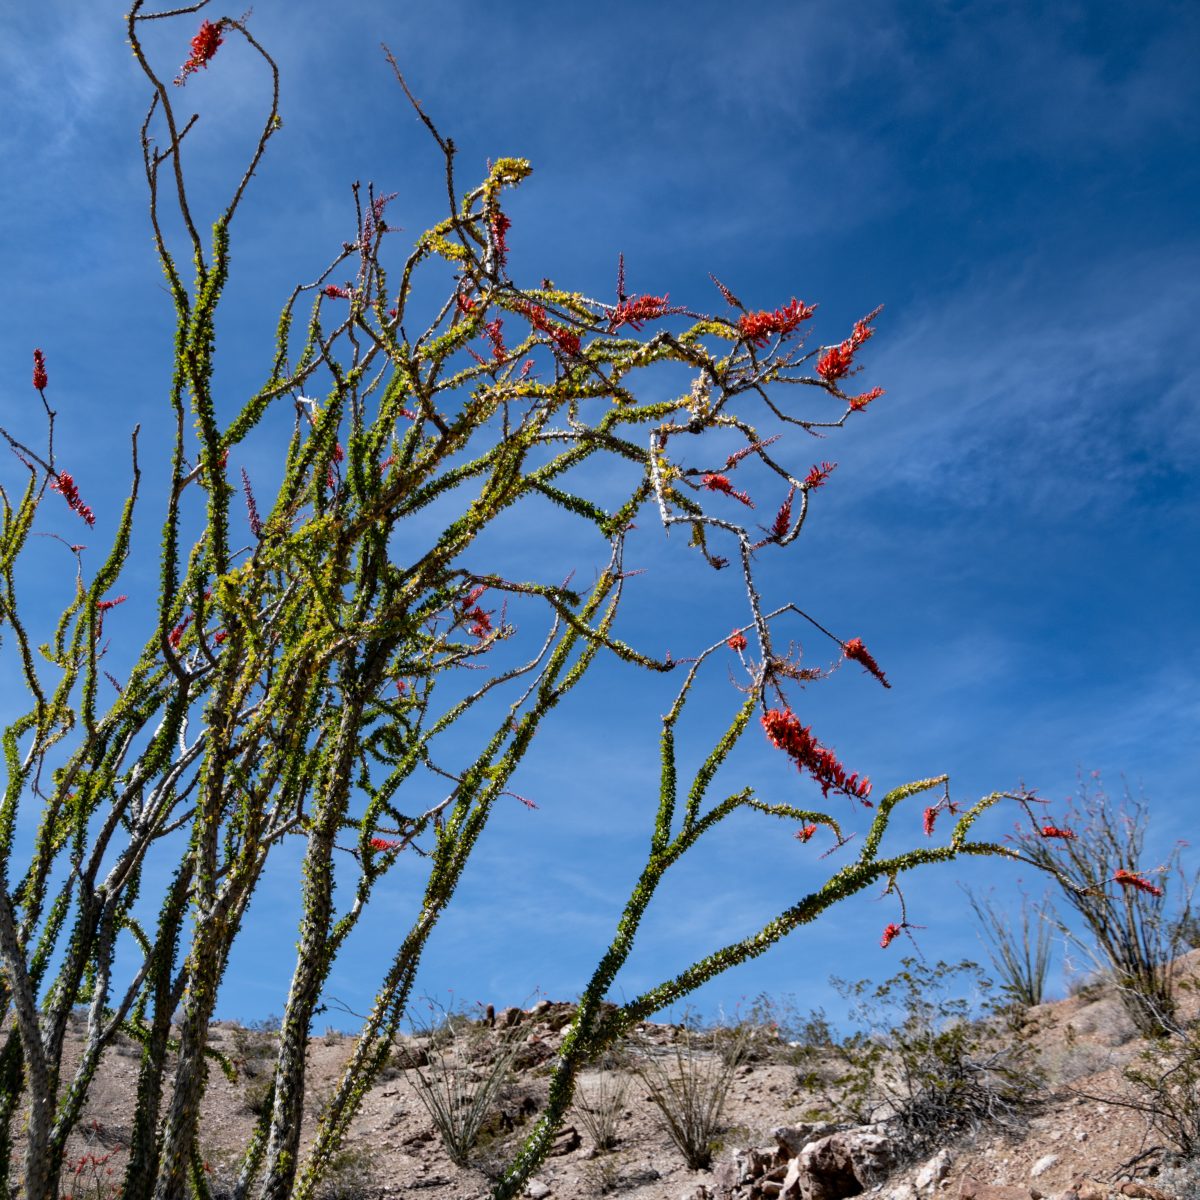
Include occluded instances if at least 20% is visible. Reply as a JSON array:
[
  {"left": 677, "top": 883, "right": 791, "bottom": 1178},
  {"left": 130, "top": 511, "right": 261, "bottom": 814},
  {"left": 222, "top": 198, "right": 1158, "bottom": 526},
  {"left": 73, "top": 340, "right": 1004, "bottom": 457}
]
[
  {"left": 310, "top": 1146, "right": 380, "bottom": 1200},
  {"left": 406, "top": 1003, "right": 521, "bottom": 1166},
  {"left": 635, "top": 1022, "right": 746, "bottom": 1170},
  {"left": 715, "top": 993, "right": 807, "bottom": 1065},
  {"left": 1154, "top": 1155, "right": 1200, "bottom": 1197},
  {"left": 1123, "top": 1028, "right": 1200, "bottom": 1160},
  {"left": 1171, "top": 911, "right": 1200, "bottom": 952},
  {"left": 1014, "top": 777, "right": 1197, "bottom": 1037},
  {"left": 965, "top": 887, "right": 1054, "bottom": 1008},
  {"left": 798, "top": 959, "right": 1042, "bottom": 1161},
  {"left": 573, "top": 1057, "right": 629, "bottom": 1152}
]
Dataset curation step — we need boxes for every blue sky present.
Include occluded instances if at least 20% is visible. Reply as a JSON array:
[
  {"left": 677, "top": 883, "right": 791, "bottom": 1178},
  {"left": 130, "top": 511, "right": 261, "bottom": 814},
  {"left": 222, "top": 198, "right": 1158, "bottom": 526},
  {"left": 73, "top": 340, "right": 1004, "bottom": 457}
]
[{"left": 2, "top": 1, "right": 1198, "bottom": 1028}]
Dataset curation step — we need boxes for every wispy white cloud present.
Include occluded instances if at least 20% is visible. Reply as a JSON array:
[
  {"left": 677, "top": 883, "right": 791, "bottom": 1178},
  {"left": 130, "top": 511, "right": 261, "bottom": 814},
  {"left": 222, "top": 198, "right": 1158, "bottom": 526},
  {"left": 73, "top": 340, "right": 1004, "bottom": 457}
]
[{"left": 844, "top": 244, "right": 1200, "bottom": 515}]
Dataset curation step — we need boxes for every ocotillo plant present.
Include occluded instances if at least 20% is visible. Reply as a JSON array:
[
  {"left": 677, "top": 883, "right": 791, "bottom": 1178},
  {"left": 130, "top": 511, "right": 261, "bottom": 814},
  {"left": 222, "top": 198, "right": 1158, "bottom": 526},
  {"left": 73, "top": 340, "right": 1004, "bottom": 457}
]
[{"left": 0, "top": 6, "right": 1034, "bottom": 1200}]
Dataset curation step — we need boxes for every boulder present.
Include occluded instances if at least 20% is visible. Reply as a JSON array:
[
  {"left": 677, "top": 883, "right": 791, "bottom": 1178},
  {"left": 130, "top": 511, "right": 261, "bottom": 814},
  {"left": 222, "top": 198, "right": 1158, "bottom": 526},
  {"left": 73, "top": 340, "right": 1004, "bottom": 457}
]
[
  {"left": 773, "top": 1124, "right": 832, "bottom": 1160},
  {"left": 915, "top": 1149, "right": 952, "bottom": 1192},
  {"left": 796, "top": 1129, "right": 894, "bottom": 1200}
]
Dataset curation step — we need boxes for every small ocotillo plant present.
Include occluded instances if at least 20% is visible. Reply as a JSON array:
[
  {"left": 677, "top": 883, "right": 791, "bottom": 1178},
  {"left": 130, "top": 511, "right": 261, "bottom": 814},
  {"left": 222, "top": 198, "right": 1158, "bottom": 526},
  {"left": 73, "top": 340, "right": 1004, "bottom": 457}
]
[
  {"left": 405, "top": 1003, "right": 520, "bottom": 1167},
  {"left": 635, "top": 1022, "right": 747, "bottom": 1171},
  {"left": 573, "top": 1053, "right": 630, "bottom": 1153},
  {"left": 0, "top": 7, "right": 1041, "bottom": 1200},
  {"left": 964, "top": 887, "right": 1055, "bottom": 1008},
  {"left": 1012, "top": 776, "right": 1196, "bottom": 1037}
]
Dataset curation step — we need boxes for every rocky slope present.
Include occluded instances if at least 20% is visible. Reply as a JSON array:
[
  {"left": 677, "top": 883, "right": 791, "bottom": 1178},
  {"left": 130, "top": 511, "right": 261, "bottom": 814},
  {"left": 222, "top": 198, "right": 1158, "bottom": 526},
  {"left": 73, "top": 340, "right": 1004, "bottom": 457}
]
[{"left": 44, "top": 952, "right": 1200, "bottom": 1200}]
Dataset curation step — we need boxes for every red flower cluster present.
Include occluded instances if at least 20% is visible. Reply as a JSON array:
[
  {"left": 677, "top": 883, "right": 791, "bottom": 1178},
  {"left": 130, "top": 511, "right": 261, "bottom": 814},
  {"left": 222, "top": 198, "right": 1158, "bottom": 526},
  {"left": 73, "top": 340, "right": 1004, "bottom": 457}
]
[
  {"left": 849, "top": 386, "right": 885, "bottom": 411},
  {"left": 923, "top": 806, "right": 938, "bottom": 837},
  {"left": 96, "top": 595, "right": 127, "bottom": 613},
  {"left": 880, "top": 922, "right": 903, "bottom": 949},
  {"left": 484, "top": 318, "right": 507, "bottom": 361},
  {"left": 456, "top": 292, "right": 477, "bottom": 315},
  {"left": 609, "top": 293, "right": 670, "bottom": 332},
  {"left": 804, "top": 461, "right": 837, "bottom": 489},
  {"left": 702, "top": 473, "right": 754, "bottom": 508},
  {"left": 1113, "top": 868, "right": 1163, "bottom": 898},
  {"left": 769, "top": 496, "right": 793, "bottom": 541},
  {"left": 32, "top": 349, "right": 48, "bottom": 391},
  {"left": 460, "top": 585, "right": 493, "bottom": 638},
  {"left": 370, "top": 836, "right": 404, "bottom": 852},
  {"left": 738, "top": 299, "right": 816, "bottom": 347},
  {"left": 168, "top": 614, "right": 192, "bottom": 649},
  {"left": 761, "top": 708, "right": 871, "bottom": 803},
  {"left": 843, "top": 637, "right": 890, "bottom": 688},
  {"left": 816, "top": 308, "right": 880, "bottom": 382},
  {"left": 1040, "top": 825, "right": 1076, "bottom": 840},
  {"left": 520, "top": 302, "right": 580, "bottom": 357},
  {"left": 322, "top": 284, "right": 352, "bottom": 300},
  {"left": 815, "top": 343, "right": 854, "bottom": 381},
  {"left": 551, "top": 326, "right": 581, "bottom": 357},
  {"left": 522, "top": 302, "right": 550, "bottom": 331},
  {"left": 175, "top": 19, "right": 224, "bottom": 86},
  {"left": 490, "top": 212, "right": 512, "bottom": 267},
  {"left": 795, "top": 824, "right": 817, "bottom": 843},
  {"left": 51, "top": 472, "right": 95, "bottom": 527},
  {"left": 727, "top": 630, "right": 748, "bottom": 652}
]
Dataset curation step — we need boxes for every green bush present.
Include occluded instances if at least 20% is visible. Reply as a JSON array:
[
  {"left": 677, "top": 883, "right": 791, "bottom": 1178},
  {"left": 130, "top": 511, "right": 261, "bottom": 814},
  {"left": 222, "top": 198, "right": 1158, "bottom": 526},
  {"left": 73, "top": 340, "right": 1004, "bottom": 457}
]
[{"left": 796, "top": 959, "right": 1043, "bottom": 1160}]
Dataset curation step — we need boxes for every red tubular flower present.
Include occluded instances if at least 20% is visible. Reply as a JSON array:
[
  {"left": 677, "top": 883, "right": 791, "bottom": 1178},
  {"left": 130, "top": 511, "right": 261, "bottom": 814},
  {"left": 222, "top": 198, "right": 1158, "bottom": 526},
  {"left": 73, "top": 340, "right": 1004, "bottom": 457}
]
[
  {"left": 843, "top": 637, "right": 890, "bottom": 688},
  {"left": 608, "top": 294, "right": 670, "bottom": 333},
  {"left": 850, "top": 310, "right": 880, "bottom": 348},
  {"left": 727, "top": 630, "right": 748, "bottom": 652},
  {"left": 370, "top": 836, "right": 404, "bottom": 852},
  {"left": 849, "top": 386, "right": 885, "bottom": 411},
  {"left": 32, "top": 349, "right": 48, "bottom": 391},
  {"left": 50, "top": 472, "right": 96, "bottom": 527},
  {"left": 322, "top": 284, "right": 352, "bottom": 300},
  {"left": 1040, "top": 825, "right": 1076, "bottom": 840},
  {"left": 96, "top": 595, "right": 128, "bottom": 613},
  {"left": 923, "top": 806, "right": 937, "bottom": 837},
  {"left": 702, "top": 473, "right": 754, "bottom": 508},
  {"left": 1113, "top": 869, "right": 1163, "bottom": 897},
  {"left": 490, "top": 212, "right": 512, "bottom": 267},
  {"left": 880, "top": 923, "right": 902, "bottom": 949},
  {"left": 549, "top": 325, "right": 581, "bottom": 357},
  {"left": 521, "top": 303, "right": 551, "bottom": 332},
  {"left": 761, "top": 708, "right": 871, "bottom": 803},
  {"left": 460, "top": 586, "right": 493, "bottom": 638},
  {"left": 816, "top": 342, "right": 855, "bottom": 381},
  {"left": 456, "top": 292, "right": 477, "bottom": 315},
  {"left": 771, "top": 488, "right": 795, "bottom": 540},
  {"left": 795, "top": 824, "right": 817, "bottom": 843},
  {"left": 175, "top": 19, "right": 225, "bottom": 86},
  {"left": 738, "top": 298, "right": 817, "bottom": 347},
  {"left": 168, "top": 614, "right": 192, "bottom": 649},
  {"left": 818, "top": 308, "right": 881, "bottom": 382},
  {"left": 804, "top": 461, "right": 837, "bottom": 490},
  {"left": 484, "top": 318, "right": 507, "bottom": 361}
]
